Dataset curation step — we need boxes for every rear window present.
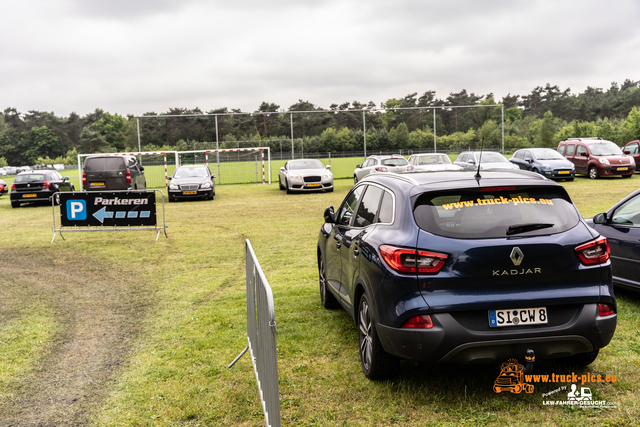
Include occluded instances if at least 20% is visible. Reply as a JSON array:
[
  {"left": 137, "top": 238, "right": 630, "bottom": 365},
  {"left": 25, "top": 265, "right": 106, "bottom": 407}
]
[
  {"left": 84, "top": 157, "right": 126, "bottom": 172},
  {"left": 382, "top": 158, "right": 408, "bottom": 166},
  {"left": 15, "top": 174, "right": 45, "bottom": 182},
  {"left": 413, "top": 187, "right": 580, "bottom": 239}
]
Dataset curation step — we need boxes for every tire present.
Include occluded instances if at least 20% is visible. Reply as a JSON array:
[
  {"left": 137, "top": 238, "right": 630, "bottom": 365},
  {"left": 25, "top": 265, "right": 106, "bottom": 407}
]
[
  {"left": 285, "top": 179, "right": 292, "bottom": 194},
  {"left": 532, "top": 168, "right": 540, "bottom": 175},
  {"left": 566, "top": 178, "right": 574, "bottom": 182},
  {"left": 561, "top": 350, "right": 599, "bottom": 367},
  {"left": 354, "top": 175, "right": 358, "bottom": 184},
  {"left": 622, "top": 174, "right": 632, "bottom": 179},
  {"left": 327, "top": 187, "right": 334, "bottom": 193},
  {"left": 168, "top": 197, "right": 175, "bottom": 203},
  {"left": 357, "top": 293, "right": 400, "bottom": 379},
  {"left": 279, "top": 177, "right": 285, "bottom": 190},
  {"left": 589, "top": 166, "right": 599, "bottom": 180},
  {"left": 318, "top": 255, "right": 339, "bottom": 309},
  {"left": 11, "top": 200, "right": 20, "bottom": 208}
]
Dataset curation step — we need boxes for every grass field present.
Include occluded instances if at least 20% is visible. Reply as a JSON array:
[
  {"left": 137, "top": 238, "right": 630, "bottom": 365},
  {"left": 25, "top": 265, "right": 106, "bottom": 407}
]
[{"left": 1, "top": 167, "right": 640, "bottom": 426}]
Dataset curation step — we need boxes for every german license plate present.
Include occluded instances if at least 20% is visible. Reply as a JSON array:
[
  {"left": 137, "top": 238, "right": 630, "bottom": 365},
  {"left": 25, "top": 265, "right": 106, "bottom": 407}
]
[
  {"left": 489, "top": 307, "right": 548, "bottom": 327},
  {"left": 306, "top": 183, "right": 320, "bottom": 188},
  {"left": 22, "top": 193, "right": 37, "bottom": 198},
  {"left": 558, "top": 170, "right": 570, "bottom": 175},
  {"left": 183, "top": 191, "right": 197, "bottom": 195},
  {"left": 618, "top": 167, "right": 628, "bottom": 171},
  {"left": 90, "top": 182, "right": 104, "bottom": 186}
]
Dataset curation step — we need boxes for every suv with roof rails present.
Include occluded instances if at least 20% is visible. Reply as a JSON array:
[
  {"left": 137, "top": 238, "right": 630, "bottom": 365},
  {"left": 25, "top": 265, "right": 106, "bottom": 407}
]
[
  {"left": 557, "top": 138, "right": 635, "bottom": 179},
  {"left": 318, "top": 169, "right": 616, "bottom": 379}
]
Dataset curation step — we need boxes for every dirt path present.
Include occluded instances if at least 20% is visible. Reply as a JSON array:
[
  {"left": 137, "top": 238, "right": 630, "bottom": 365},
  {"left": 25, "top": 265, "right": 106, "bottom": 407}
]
[{"left": 0, "top": 248, "right": 153, "bottom": 426}]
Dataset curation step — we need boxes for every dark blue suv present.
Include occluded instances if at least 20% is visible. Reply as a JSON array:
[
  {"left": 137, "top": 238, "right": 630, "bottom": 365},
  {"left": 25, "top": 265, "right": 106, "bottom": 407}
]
[{"left": 318, "top": 170, "right": 617, "bottom": 379}]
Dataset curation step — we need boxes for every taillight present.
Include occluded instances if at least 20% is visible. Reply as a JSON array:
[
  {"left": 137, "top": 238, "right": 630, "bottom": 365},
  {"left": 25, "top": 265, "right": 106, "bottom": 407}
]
[
  {"left": 379, "top": 245, "right": 448, "bottom": 274},
  {"left": 575, "top": 236, "right": 610, "bottom": 265},
  {"left": 126, "top": 171, "right": 131, "bottom": 183},
  {"left": 374, "top": 166, "right": 388, "bottom": 172},
  {"left": 402, "top": 315, "right": 433, "bottom": 329},
  {"left": 82, "top": 173, "right": 87, "bottom": 185},
  {"left": 407, "top": 165, "right": 414, "bottom": 171},
  {"left": 598, "top": 303, "right": 615, "bottom": 317},
  {"left": 11, "top": 183, "right": 16, "bottom": 190},
  {"left": 42, "top": 180, "right": 51, "bottom": 189}
]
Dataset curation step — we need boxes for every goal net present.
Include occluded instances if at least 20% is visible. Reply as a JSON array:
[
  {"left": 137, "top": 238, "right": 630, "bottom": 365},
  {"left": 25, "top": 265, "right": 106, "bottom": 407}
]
[{"left": 178, "top": 148, "right": 271, "bottom": 185}]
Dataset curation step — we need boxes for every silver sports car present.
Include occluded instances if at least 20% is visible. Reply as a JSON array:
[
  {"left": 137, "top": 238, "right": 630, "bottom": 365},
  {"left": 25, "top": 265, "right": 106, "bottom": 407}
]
[{"left": 279, "top": 159, "right": 333, "bottom": 193}]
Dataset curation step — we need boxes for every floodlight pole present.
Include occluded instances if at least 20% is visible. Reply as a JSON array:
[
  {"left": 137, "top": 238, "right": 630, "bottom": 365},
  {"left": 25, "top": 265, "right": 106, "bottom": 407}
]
[
  {"left": 433, "top": 109, "right": 437, "bottom": 152},
  {"left": 501, "top": 106, "right": 505, "bottom": 154},
  {"left": 363, "top": 110, "right": 367, "bottom": 158},
  {"left": 290, "top": 113, "right": 294, "bottom": 159},
  {"left": 215, "top": 115, "right": 221, "bottom": 184},
  {"left": 137, "top": 118, "right": 141, "bottom": 152}
]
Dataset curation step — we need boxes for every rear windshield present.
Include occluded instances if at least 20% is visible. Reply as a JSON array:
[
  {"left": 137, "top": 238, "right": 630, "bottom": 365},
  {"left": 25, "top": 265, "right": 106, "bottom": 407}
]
[
  {"left": 382, "top": 158, "right": 408, "bottom": 166},
  {"left": 413, "top": 186, "right": 580, "bottom": 238},
  {"left": 84, "top": 157, "right": 125, "bottom": 171},
  {"left": 15, "top": 174, "right": 45, "bottom": 183}
]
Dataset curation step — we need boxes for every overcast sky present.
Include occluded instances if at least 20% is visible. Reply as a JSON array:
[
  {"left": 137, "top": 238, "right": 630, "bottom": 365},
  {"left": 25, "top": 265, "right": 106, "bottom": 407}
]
[{"left": 2, "top": 0, "right": 640, "bottom": 117}]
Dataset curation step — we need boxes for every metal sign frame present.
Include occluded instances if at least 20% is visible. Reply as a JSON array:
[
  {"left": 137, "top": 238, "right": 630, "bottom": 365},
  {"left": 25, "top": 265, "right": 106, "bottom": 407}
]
[{"left": 51, "top": 189, "right": 168, "bottom": 243}]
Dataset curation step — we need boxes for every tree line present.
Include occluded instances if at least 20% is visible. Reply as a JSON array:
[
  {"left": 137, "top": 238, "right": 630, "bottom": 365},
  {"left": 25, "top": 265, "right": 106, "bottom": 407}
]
[{"left": 2, "top": 79, "right": 640, "bottom": 167}]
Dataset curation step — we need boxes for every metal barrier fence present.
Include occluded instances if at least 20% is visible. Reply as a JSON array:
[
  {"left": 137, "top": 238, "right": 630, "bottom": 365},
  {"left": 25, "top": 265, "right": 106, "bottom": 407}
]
[{"left": 228, "top": 239, "right": 281, "bottom": 427}]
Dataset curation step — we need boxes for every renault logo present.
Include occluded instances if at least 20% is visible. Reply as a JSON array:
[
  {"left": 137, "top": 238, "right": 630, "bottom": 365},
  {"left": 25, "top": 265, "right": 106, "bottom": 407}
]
[{"left": 510, "top": 247, "right": 524, "bottom": 266}]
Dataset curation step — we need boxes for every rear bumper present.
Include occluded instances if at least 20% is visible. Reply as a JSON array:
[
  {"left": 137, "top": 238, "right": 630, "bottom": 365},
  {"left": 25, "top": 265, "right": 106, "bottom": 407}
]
[{"left": 376, "top": 303, "right": 616, "bottom": 364}]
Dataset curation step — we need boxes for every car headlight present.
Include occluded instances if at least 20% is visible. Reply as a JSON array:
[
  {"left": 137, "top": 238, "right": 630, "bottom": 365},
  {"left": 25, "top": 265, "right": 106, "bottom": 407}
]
[
  {"left": 322, "top": 174, "right": 332, "bottom": 182},
  {"left": 290, "top": 175, "right": 302, "bottom": 183},
  {"left": 200, "top": 182, "right": 211, "bottom": 189},
  {"left": 599, "top": 158, "right": 610, "bottom": 165},
  {"left": 541, "top": 163, "right": 550, "bottom": 169},
  {"left": 169, "top": 183, "right": 179, "bottom": 190}
]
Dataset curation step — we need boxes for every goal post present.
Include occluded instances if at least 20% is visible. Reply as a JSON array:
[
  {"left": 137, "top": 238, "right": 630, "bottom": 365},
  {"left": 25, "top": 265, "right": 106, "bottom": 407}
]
[
  {"left": 78, "top": 147, "right": 271, "bottom": 189},
  {"left": 177, "top": 147, "right": 271, "bottom": 185}
]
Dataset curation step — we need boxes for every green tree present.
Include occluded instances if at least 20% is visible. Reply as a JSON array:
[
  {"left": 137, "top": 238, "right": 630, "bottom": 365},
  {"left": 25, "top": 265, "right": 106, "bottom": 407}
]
[
  {"left": 93, "top": 112, "right": 128, "bottom": 151},
  {"left": 79, "top": 127, "right": 109, "bottom": 153},
  {"left": 27, "top": 126, "right": 62, "bottom": 163}
]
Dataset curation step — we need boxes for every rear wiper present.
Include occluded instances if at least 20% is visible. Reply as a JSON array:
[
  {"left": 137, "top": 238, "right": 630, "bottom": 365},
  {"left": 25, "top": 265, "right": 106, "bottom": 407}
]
[{"left": 506, "top": 223, "right": 555, "bottom": 236}]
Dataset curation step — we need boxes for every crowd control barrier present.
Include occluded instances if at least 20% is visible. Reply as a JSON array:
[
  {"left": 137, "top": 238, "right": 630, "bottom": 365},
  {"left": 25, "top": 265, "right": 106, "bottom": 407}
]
[{"left": 228, "top": 239, "right": 281, "bottom": 427}]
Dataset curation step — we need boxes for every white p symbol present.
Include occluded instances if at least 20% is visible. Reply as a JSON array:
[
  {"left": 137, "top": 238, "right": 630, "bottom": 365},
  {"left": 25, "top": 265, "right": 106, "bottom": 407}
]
[{"left": 70, "top": 202, "right": 84, "bottom": 218}]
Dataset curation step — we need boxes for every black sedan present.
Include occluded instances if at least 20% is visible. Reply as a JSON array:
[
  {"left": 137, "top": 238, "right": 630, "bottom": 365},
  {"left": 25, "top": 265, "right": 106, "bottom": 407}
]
[
  {"left": 167, "top": 165, "right": 215, "bottom": 202},
  {"left": 10, "top": 170, "right": 75, "bottom": 208},
  {"left": 318, "top": 170, "right": 616, "bottom": 379},
  {"left": 586, "top": 189, "right": 640, "bottom": 292}
]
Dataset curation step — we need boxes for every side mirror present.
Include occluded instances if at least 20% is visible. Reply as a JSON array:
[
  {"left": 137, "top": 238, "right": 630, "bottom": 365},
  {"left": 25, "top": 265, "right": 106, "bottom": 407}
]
[
  {"left": 356, "top": 164, "right": 361, "bottom": 169},
  {"left": 580, "top": 152, "right": 588, "bottom": 157},
  {"left": 167, "top": 176, "right": 172, "bottom": 181},
  {"left": 324, "top": 206, "right": 336, "bottom": 223},
  {"left": 140, "top": 165, "right": 145, "bottom": 171},
  {"left": 326, "top": 165, "right": 331, "bottom": 170},
  {"left": 624, "top": 149, "right": 631, "bottom": 155},
  {"left": 280, "top": 167, "right": 285, "bottom": 172},
  {"left": 468, "top": 160, "right": 476, "bottom": 165},
  {"left": 211, "top": 175, "right": 216, "bottom": 179},
  {"left": 64, "top": 176, "right": 69, "bottom": 181},
  {"left": 593, "top": 213, "right": 607, "bottom": 224}
]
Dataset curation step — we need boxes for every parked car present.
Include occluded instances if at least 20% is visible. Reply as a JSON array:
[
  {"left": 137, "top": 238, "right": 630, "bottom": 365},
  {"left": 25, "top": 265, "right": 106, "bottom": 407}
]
[
  {"left": 407, "top": 153, "right": 463, "bottom": 171},
  {"left": 9, "top": 170, "right": 75, "bottom": 208},
  {"left": 317, "top": 170, "right": 616, "bottom": 379},
  {"left": 557, "top": 138, "right": 636, "bottom": 179},
  {"left": 622, "top": 140, "right": 640, "bottom": 171},
  {"left": 278, "top": 159, "right": 333, "bottom": 193},
  {"left": 3, "top": 166, "right": 17, "bottom": 175},
  {"left": 585, "top": 189, "right": 640, "bottom": 292},
  {"left": 0, "top": 169, "right": 5, "bottom": 177},
  {"left": 167, "top": 165, "right": 215, "bottom": 202},
  {"left": 453, "top": 151, "right": 519, "bottom": 171},
  {"left": 510, "top": 148, "right": 575, "bottom": 181},
  {"left": 82, "top": 155, "right": 146, "bottom": 191},
  {"left": 354, "top": 155, "right": 413, "bottom": 184},
  {"left": 0, "top": 179, "right": 7, "bottom": 196}
]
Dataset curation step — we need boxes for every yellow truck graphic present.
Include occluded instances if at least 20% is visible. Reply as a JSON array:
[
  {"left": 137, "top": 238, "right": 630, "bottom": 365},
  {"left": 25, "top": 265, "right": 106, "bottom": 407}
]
[{"left": 493, "top": 360, "right": 535, "bottom": 394}]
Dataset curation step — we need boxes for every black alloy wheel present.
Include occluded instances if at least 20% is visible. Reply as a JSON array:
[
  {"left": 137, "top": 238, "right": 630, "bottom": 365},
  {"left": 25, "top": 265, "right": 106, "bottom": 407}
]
[
  {"left": 357, "top": 293, "right": 399, "bottom": 379},
  {"left": 318, "top": 255, "right": 339, "bottom": 309}
]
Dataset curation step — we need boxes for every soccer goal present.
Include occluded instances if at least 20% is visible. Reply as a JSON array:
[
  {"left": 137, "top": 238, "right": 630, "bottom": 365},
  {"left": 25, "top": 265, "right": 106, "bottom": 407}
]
[
  {"left": 78, "top": 151, "right": 179, "bottom": 190},
  {"left": 177, "top": 147, "right": 271, "bottom": 185}
]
